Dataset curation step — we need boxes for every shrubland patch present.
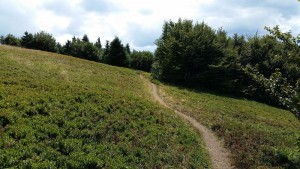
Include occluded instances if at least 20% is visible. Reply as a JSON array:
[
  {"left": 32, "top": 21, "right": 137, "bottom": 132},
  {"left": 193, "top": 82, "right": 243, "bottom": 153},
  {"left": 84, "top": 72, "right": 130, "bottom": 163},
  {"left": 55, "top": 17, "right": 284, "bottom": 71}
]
[
  {"left": 159, "top": 83, "right": 300, "bottom": 169},
  {"left": 0, "top": 46, "right": 210, "bottom": 168}
]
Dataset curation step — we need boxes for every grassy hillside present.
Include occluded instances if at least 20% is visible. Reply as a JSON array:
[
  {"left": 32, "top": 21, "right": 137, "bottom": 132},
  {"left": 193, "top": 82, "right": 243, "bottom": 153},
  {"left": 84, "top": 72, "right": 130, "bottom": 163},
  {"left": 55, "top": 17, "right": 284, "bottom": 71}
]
[
  {"left": 0, "top": 46, "right": 211, "bottom": 168},
  {"left": 157, "top": 82, "right": 300, "bottom": 168}
]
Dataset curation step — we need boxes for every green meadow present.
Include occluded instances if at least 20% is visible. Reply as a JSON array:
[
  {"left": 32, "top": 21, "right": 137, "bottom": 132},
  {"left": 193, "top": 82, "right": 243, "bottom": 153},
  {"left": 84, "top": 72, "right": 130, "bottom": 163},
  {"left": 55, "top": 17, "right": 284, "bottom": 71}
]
[
  {"left": 0, "top": 46, "right": 210, "bottom": 168},
  {"left": 158, "top": 82, "right": 300, "bottom": 168},
  {"left": 1, "top": 45, "right": 300, "bottom": 169}
]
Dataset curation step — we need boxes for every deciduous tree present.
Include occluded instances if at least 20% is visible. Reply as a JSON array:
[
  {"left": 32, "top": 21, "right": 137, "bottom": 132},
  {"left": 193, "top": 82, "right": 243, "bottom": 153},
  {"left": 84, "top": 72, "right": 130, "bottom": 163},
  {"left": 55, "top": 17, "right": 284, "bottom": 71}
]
[
  {"left": 2, "top": 34, "right": 20, "bottom": 46},
  {"left": 129, "top": 50, "right": 154, "bottom": 72},
  {"left": 31, "top": 31, "right": 57, "bottom": 52}
]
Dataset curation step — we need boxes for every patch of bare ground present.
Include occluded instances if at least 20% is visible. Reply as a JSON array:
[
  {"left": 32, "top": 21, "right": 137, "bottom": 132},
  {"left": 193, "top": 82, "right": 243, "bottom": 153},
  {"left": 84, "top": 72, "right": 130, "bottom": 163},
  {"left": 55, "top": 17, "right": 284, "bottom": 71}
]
[{"left": 140, "top": 75, "right": 234, "bottom": 169}]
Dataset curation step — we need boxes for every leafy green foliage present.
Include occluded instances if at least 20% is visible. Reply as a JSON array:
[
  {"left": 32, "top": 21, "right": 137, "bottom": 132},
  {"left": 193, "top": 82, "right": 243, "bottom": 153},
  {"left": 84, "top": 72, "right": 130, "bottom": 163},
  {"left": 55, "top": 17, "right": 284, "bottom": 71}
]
[
  {"left": 0, "top": 35, "right": 4, "bottom": 44},
  {"left": 154, "top": 19, "right": 223, "bottom": 84},
  {"left": 1, "top": 34, "right": 20, "bottom": 46},
  {"left": 102, "top": 40, "right": 110, "bottom": 63},
  {"left": 82, "top": 42, "right": 100, "bottom": 61},
  {"left": 95, "top": 37, "right": 102, "bottom": 50},
  {"left": 129, "top": 50, "right": 154, "bottom": 72},
  {"left": 82, "top": 34, "right": 89, "bottom": 42},
  {"left": 31, "top": 31, "right": 58, "bottom": 53},
  {"left": 21, "top": 31, "right": 34, "bottom": 49},
  {"left": 62, "top": 36, "right": 100, "bottom": 62},
  {"left": 0, "top": 46, "right": 211, "bottom": 168},
  {"left": 125, "top": 43, "right": 131, "bottom": 55},
  {"left": 153, "top": 19, "right": 300, "bottom": 120},
  {"left": 103, "top": 37, "right": 128, "bottom": 67},
  {"left": 239, "top": 27, "right": 300, "bottom": 119}
]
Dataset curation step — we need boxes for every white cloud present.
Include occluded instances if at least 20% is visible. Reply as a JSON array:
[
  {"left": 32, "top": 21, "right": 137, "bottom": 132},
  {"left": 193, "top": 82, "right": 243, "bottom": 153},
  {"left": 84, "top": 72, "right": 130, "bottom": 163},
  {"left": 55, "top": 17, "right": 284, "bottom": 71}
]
[
  {"left": 55, "top": 34, "right": 73, "bottom": 45},
  {"left": 0, "top": 0, "right": 300, "bottom": 51},
  {"left": 34, "top": 10, "right": 71, "bottom": 33}
]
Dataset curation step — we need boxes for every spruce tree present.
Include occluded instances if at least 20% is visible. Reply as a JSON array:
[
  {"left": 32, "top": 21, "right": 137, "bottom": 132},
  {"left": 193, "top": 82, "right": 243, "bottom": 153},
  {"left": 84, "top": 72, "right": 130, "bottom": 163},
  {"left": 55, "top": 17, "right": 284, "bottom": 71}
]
[
  {"left": 106, "top": 37, "right": 127, "bottom": 67},
  {"left": 95, "top": 37, "right": 102, "bottom": 50},
  {"left": 21, "top": 31, "right": 33, "bottom": 48},
  {"left": 82, "top": 34, "right": 89, "bottom": 42},
  {"left": 103, "top": 40, "right": 110, "bottom": 63},
  {"left": 125, "top": 43, "right": 131, "bottom": 54}
]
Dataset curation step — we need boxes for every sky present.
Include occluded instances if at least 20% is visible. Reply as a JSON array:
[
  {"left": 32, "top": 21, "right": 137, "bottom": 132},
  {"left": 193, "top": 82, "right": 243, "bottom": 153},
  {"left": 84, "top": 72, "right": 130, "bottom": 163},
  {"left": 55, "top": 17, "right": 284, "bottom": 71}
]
[{"left": 0, "top": 0, "right": 300, "bottom": 51}]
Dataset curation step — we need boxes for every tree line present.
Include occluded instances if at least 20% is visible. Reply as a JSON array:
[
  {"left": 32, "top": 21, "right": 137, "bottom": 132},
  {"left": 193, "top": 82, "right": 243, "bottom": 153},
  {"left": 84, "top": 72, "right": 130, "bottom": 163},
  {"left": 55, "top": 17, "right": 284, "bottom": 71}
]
[
  {"left": 0, "top": 32, "right": 154, "bottom": 72},
  {"left": 1, "top": 20, "right": 300, "bottom": 120},
  {"left": 153, "top": 19, "right": 300, "bottom": 120}
]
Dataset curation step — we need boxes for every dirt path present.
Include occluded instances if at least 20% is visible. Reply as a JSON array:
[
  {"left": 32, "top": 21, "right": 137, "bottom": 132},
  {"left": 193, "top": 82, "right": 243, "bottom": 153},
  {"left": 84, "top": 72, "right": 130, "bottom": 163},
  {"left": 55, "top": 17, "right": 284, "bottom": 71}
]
[{"left": 145, "top": 77, "right": 233, "bottom": 169}]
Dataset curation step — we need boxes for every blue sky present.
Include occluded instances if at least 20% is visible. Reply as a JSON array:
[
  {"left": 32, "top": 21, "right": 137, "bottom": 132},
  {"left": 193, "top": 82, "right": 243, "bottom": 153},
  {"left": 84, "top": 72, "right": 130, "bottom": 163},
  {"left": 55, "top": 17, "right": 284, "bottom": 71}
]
[{"left": 0, "top": 0, "right": 300, "bottom": 51}]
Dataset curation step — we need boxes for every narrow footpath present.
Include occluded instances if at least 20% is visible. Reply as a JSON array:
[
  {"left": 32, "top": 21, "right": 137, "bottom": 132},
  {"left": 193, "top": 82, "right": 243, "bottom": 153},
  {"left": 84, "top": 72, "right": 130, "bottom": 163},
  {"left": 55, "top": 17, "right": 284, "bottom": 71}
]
[{"left": 147, "top": 78, "right": 233, "bottom": 169}]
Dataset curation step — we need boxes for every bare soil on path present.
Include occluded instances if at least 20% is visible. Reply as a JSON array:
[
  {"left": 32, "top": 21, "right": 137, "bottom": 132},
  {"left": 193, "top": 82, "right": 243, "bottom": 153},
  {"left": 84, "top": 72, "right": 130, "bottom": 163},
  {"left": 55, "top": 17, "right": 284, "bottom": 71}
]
[{"left": 142, "top": 75, "right": 234, "bottom": 169}]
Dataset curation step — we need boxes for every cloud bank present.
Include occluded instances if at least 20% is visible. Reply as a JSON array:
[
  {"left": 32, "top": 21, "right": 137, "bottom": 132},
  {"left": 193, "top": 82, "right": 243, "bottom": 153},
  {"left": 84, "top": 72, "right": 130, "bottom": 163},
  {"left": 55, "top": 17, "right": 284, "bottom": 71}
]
[{"left": 1, "top": 0, "right": 299, "bottom": 51}]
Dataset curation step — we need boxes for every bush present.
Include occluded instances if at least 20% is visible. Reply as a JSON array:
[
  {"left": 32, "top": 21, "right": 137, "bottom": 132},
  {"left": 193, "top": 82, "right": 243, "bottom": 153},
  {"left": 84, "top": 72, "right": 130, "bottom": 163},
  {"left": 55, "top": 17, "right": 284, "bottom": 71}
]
[
  {"left": 62, "top": 36, "right": 100, "bottom": 62},
  {"left": 129, "top": 50, "right": 154, "bottom": 72},
  {"left": 2, "top": 34, "right": 20, "bottom": 46},
  {"left": 31, "top": 31, "right": 58, "bottom": 53}
]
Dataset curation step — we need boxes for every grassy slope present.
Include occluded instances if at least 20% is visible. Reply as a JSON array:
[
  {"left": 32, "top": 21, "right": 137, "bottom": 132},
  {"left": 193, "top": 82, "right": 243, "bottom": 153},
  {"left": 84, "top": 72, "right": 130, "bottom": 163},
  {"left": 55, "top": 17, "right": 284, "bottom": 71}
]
[
  {"left": 158, "top": 82, "right": 300, "bottom": 169},
  {"left": 0, "top": 45, "right": 211, "bottom": 168}
]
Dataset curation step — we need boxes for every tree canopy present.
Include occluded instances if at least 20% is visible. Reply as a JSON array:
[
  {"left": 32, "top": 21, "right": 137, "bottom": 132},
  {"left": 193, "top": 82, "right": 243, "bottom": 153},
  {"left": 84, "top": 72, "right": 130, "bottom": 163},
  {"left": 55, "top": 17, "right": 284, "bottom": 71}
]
[
  {"left": 21, "top": 31, "right": 34, "bottom": 48},
  {"left": 31, "top": 31, "right": 57, "bottom": 52},
  {"left": 104, "top": 37, "right": 127, "bottom": 67},
  {"left": 153, "top": 19, "right": 300, "bottom": 120},
  {"left": 1, "top": 34, "right": 20, "bottom": 46},
  {"left": 129, "top": 50, "right": 154, "bottom": 72},
  {"left": 153, "top": 19, "right": 225, "bottom": 84}
]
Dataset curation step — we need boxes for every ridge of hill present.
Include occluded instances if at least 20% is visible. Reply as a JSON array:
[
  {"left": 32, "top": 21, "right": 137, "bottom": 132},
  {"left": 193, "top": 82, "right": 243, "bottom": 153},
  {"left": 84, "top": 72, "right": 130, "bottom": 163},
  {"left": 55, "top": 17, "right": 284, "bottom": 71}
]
[{"left": 0, "top": 46, "right": 211, "bottom": 168}]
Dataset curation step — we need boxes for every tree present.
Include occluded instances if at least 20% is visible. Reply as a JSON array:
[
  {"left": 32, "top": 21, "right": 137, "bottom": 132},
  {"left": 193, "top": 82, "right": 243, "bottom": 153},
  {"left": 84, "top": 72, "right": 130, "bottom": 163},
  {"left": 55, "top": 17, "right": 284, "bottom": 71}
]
[
  {"left": 2, "top": 34, "right": 20, "bottom": 46},
  {"left": 0, "top": 35, "right": 4, "bottom": 44},
  {"left": 21, "top": 31, "right": 33, "bottom": 48},
  {"left": 61, "top": 36, "right": 100, "bottom": 62},
  {"left": 102, "top": 40, "right": 110, "bottom": 63},
  {"left": 82, "top": 42, "right": 100, "bottom": 61},
  {"left": 31, "top": 31, "right": 57, "bottom": 52},
  {"left": 68, "top": 37, "right": 84, "bottom": 58},
  {"left": 56, "top": 42, "right": 64, "bottom": 54},
  {"left": 82, "top": 34, "right": 89, "bottom": 42},
  {"left": 63, "top": 40, "right": 72, "bottom": 55},
  {"left": 105, "top": 37, "right": 127, "bottom": 67},
  {"left": 236, "top": 26, "right": 300, "bottom": 120},
  {"left": 129, "top": 50, "right": 154, "bottom": 72},
  {"left": 95, "top": 37, "right": 102, "bottom": 50},
  {"left": 232, "top": 33, "right": 246, "bottom": 55},
  {"left": 125, "top": 43, "right": 131, "bottom": 54},
  {"left": 153, "top": 19, "right": 223, "bottom": 85},
  {"left": 94, "top": 37, "right": 103, "bottom": 60}
]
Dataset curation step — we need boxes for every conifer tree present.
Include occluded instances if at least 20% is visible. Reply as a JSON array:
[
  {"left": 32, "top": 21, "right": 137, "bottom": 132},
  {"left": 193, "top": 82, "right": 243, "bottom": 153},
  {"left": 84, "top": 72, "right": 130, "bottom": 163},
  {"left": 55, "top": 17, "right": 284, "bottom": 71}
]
[
  {"left": 125, "top": 43, "right": 131, "bottom": 54},
  {"left": 95, "top": 37, "right": 102, "bottom": 50},
  {"left": 106, "top": 37, "right": 127, "bottom": 67},
  {"left": 21, "top": 31, "right": 33, "bottom": 48},
  {"left": 82, "top": 34, "right": 89, "bottom": 42}
]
